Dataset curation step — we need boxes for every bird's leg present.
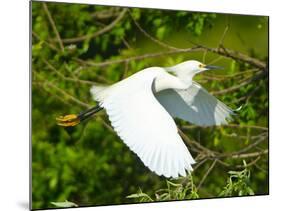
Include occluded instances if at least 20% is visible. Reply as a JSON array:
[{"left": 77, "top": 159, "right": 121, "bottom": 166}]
[{"left": 56, "top": 105, "right": 103, "bottom": 127}]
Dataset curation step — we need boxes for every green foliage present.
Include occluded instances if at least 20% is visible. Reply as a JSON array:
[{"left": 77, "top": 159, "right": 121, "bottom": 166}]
[
  {"left": 127, "top": 162, "right": 255, "bottom": 203},
  {"left": 31, "top": 1, "right": 268, "bottom": 209},
  {"left": 219, "top": 161, "right": 255, "bottom": 197},
  {"left": 127, "top": 190, "right": 154, "bottom": 202},
  {"left": 134, "top": 8, "right": 216, "bottom": 40},
  {"left": 127, "top": 175, "right": 199, "bottom": 202}
]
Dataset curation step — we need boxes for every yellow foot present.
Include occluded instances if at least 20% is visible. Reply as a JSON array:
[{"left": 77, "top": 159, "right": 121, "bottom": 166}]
[{"left": 56, "top": 114, "right": 80, "bottom": 127}]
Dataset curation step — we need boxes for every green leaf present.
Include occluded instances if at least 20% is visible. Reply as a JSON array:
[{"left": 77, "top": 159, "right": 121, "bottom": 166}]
[
  {"left": 230, "top": 60, "right": 236, "bottom": 73},
  {"left": 126, "top": 192, "right": 150, "bottom": 199},
  {"left": 214, "top": 136, "right": 220, "bottom": 146},
  {"left": 156, "top": 26, "right": 166, "bottom": 40},
  {"left": 131, "top": 8, "right": 141, "bottom": 19},
  {"left": 153, "top": 18, "right": 162, "bottom": 27},
  {"left": 167, "top": 180, "right": 182, "bottom": 187},
  {"left": 247, "top": 187, "right": 255, "bottom": 195},
  {"left": 51, "top": 200, "right": 78, "bottom": 208}
]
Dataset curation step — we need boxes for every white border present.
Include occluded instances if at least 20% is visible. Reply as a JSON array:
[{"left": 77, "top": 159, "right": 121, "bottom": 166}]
[{"left": 1, "top": 0, "right": 279, "bottom": 211}]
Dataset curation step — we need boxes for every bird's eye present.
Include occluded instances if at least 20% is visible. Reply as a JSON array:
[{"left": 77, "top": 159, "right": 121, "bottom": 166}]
[{"left": 199, "top": 64, "right": 204, "bottom": 68}]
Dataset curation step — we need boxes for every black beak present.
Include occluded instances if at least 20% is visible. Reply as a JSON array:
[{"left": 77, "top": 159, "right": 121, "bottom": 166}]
[{"left": 205, "top": 65, "right": 224, "bottom": 70}]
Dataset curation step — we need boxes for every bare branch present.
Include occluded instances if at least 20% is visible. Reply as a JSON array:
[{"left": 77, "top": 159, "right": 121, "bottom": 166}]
[
  {"left": 129, "top": 10, "right": 182, "bottom": 51},
  {"left": 73, "top": 47, "right": 201, "bottom": 68},
  {"left": 42, "top": 3, "right": 64, "bottom": 51},
  {"left": 235, "top": 156, "right": 261, "bottom": 168},
  {"left": 32, "top": 31, "right": 59, "bottom": 52},
  {"left": 61, "top": 8, "right": 128, "bottom": 43},
  {"left": 178, "top": 128, "right": 217, "bottom": 157},
  {"left": 195, "top": 44, "right": 267, "bottom": 70},
  {"left": 42, "top": 59, "right": 95, "bottom": 85},
  {"left": 211, "top": 70, "right": 268, "bottom": 95},
  {"left": 202, "top": 68, "right": 260, "bottom": 81},
  {"left": 183, "top": 123, "right": 268, "bottom": 131},
  {"left": 34, "top": 81, "right": 73, "bottom": 108},
  {"left": 33, "top": 70, "right": 90, "bottom": 109},
  {"left": 232, "top": 137, "right": 267, "bottom": 155},
  {"left": 129, "top": 15, "right": 266, "bottom": 70},
  {"left": 218, "top": 25, "right": 229, "bottom": 47},
  {"left": 193, "top": 158, "right": 208, "bottom": 171},
  {"left": 197, "top": 159, "right": 217, "bottom": 190},
  {"left": 90, "top": 8, "right": 120, "bottom": 19},
  {"left": 229, "top": 149, "right": 268, "bottom": 159}
]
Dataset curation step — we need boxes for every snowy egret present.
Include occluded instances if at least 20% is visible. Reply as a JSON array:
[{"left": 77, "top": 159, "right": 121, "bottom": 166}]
[{"left": 57, "top": 60, "right": 234, "bottom": 178}]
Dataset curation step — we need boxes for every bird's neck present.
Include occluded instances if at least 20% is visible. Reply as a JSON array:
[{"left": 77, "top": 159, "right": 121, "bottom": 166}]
[
  {"left": 164, "top": 67, "right": 194, "bottom": 86},
  {"left": 153, "top": 71, "right": 191, "bottom": 93}
]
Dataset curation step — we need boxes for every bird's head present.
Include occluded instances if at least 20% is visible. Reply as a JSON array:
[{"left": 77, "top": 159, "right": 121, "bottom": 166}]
[{"left": 166, "top": 60, "right": 223, "bottom": 79}]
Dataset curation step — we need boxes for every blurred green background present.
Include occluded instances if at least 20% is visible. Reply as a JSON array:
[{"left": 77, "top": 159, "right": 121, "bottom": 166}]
[{"left": 31, "top": 1, "right": 268, "bottom": 209}]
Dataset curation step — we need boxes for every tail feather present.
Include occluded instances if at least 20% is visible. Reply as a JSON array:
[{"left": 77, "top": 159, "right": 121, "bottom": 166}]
[{"left": 90, "top": 84, "right": 109, "bottom": 102}]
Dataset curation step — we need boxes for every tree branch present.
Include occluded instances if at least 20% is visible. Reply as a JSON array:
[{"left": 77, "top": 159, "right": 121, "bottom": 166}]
[
  {"left": 42, "top": 58, "right": 95, "bottom": 85},
  {"left": 42, "top": 3, "right": 64, "bottom": 51},
  {"left": 61, "top": 8, "right": 128, "bottom": 43},
  {"left": 33, "top": 70, "right": 90, "bottom": 109},
  {"left": 129, "top": 9, "right": 182, "bottom": 51},
  {"left": 229, "top": 149, "right": 268, "bottom": 159},
  {"left": 211, "top": 70, "right": 268, "bottom": 95},
  {"left": 195, "top": 44, "right": 267, "bottom": 70},
  {"left": 73, "top": 47, "right": 201, "bottom": 68},
  {"left": 183, "top": 123, "right": 268, "bottom": 131},
  {"left": 197, "top": 159, "right": 217, "bottom": 190}
]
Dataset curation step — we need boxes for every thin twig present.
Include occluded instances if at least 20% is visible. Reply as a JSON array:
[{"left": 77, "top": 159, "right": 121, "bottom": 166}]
[
  {"left": 194, "top": 44, "right": 267, "bottom": 70},
  {"left": 43, "top": 59, "right": 95, "bottom": 85},
  {"left": 74, "top": 44, "right": 266, "bottom": 75},
  {"left": 42, "top": 3, "right": 64, "bottom": 51},
  {"left": 211, "top": 71, "right": 268, "bottom": 95},
  {"left": 229, "top": 149, "right": 268, "bottom": 159},
  {"left": 97, "top": 117, "right": 116, "bottom": 133},
  {"left": 33, "top": 70, "right": 90, "bottom": 108},
  {"left": 61, "top": 8, "right": 128, "bottom": 43},
  {"left": 129, "top": 10, "right": 182, "bottom": 51},
  {"left": 183, "top": 123, "right": 268, "bottom": 131},
  {"left": 202, "top": 50, "right": 208, "bottom": 64},
  {"left": 207, "top": 55, "right": 224, "bottom": 66},
  {"left": 90, "top": 8, "right": 119, "bottom": 19},
  {"left": 197, "top": 159, "right": 217, "bottom": 190},
  {"left": 235, "top": 156, "right": 261, "bottom": 168},
  {"left": 178, "top": 128, "right": 217, "bottom": 156},
  {"left": 193, "top": 158, "right": 208, "bottom": 171},
  {"left": 233, "top": 137, "right": 267, "bottom": 155},
  {"left": 74, "top": 47, "right": 201, "bottom": 68},
  {"left": 45, "top": 82, "right": 90, "bottom": 108},
  {"left": 202, "top": 68, "right": 260, "bottom": 81},
  {"left": 34, "top": 82, "right": 73, "bottom": 108},
  {"left": 32, "top": 31, "right": 59, "bottom": 52},
  {"left": 254, "top": 162, "right": 268, "bottom": 173},
  {"left": 218, "top": 25, "right": 229, "bottom": 47}
]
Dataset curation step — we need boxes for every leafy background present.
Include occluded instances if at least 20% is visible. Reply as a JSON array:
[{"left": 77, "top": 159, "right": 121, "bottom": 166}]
[{"left": 31, "top": 1, "right": 268, "bottom": 209}]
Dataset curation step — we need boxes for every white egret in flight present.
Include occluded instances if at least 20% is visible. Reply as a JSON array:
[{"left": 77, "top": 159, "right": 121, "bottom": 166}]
[{"left": 57, "top": 60, "right": 235, "bottom": 178}]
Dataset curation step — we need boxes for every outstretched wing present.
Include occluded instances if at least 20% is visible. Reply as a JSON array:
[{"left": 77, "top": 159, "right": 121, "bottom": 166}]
[
  {"left": 91, "top": 77, "right": 195, "bottom": 178},
  {"left": 155, "top": 81, "right": 234, "bottom": 126}
]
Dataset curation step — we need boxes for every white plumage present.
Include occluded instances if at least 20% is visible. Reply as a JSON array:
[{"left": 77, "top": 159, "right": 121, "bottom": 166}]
[
  {"left": 155, "top": 81, "right": 234, "bottom": 126},
  {"left": 90, "top": 60, "right": 234, "bottom": 178}
]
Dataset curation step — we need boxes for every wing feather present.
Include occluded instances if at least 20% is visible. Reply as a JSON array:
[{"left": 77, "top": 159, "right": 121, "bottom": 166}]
[
  {"left": 155, "top": 81, "right": 234, "bottom": 126},
  {"left": 92, "top": 77, "right": 195, "bottom": 178}
]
